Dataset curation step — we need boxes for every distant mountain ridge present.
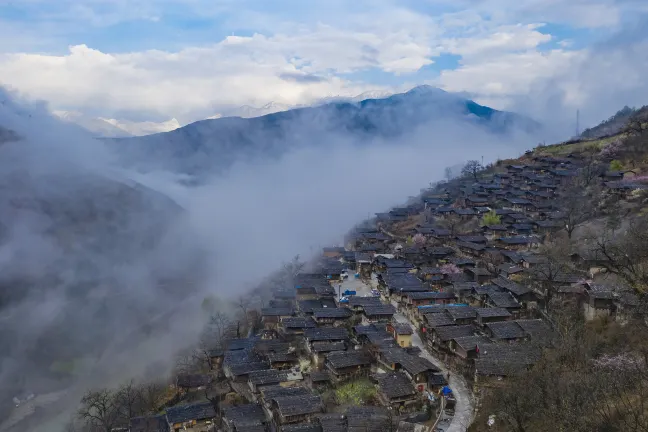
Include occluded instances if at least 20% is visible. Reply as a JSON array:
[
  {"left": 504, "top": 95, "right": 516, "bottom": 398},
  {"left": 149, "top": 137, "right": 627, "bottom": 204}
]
[{"left": 109, "top": 85, "right": 540, "bottom": 177}]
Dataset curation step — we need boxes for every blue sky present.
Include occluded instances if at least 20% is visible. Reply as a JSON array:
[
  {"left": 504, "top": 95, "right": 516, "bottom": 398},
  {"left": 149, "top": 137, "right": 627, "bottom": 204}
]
[{"left": 0, "top": 0, "right": 647, "bottom": 127}]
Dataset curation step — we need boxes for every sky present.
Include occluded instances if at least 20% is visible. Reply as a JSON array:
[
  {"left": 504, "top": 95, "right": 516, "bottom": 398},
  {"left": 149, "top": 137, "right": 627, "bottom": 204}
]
[
  {"left": 1, "top": 0, "right": 648, "bottom": 128},
  {"left": 3, "top": 1, "right": 648, "bottom": 428}
]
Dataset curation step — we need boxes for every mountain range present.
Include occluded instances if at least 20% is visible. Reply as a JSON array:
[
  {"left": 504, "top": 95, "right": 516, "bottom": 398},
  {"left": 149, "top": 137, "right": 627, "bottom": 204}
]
[{"left": 108, "top": 85, "right": 540, "bottom": 177}]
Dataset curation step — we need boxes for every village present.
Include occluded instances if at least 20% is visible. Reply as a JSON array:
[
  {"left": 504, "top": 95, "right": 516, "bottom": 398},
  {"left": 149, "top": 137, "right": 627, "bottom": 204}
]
[{"left": 120, "top": 148, "right": 647, "bottom": 432}]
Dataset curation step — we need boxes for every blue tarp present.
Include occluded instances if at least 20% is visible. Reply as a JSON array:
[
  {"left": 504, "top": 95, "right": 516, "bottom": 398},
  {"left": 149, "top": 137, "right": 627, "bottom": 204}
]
[
  {"left": 442, "top": 386, "right": 452, "bottom": 395},
  {"left": 417, "top": 303, "right": 468, "bottom": 309}
]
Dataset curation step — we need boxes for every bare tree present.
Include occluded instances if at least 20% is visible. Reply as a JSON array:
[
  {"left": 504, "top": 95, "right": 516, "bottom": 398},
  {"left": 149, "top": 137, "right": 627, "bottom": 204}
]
[
  {"left": 526, "top": 239, "right": 574, "bottom": 312},
  {"left": 77, "top": 389, "right": 119, "bottom": 432},
  {"left": 578, "top": 157, "right": 605, "bottom": 187},
  {"left": 115, "top": 380, "right": 143, "bottom": 427},
  {"left": 237, "top": 296, "right": 252, "bottom": 317},
  {"left": 139, "top": 381, "right": 166, "bottom": 413},
  {"left": 559, "top": 184, "right": 596, "bottom": 239},
  {"left": 592, "top": 216, "right": 648, "bottom": 293},
  {"left": 461, "top": 160, "right": 484, "bottom": 182}
]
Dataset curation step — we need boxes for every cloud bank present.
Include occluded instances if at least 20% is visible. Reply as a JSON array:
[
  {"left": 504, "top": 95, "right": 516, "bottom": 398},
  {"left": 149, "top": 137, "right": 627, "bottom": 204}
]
[{"left": 0, "top": 86, "right": 536, "bottom": 431}]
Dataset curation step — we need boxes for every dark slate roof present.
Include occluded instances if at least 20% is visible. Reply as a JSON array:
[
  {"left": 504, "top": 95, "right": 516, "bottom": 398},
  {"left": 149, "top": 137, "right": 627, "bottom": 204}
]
[
  {"left": 392, "top": 323, "right": 413, "bottom": 335},
  {"left": 451, "top": 282, "right": 479, "bottom": 292},
  {"left": 465, "top": 267, "right": 491, "bottom": 276},
  {"left": 299, "top": 300, "right": 325, "bottom": 313},
  {"left": 318, "top": 414, "right": 347, "bottom": 432},
  {"left": 311, "top": 341, "right": 347, "bottom": 353},
  {"left": 227, "top": 338, "right": 257, "bottom": 351},
  {"left": 456, "top": 241, "right": 486, "bottom": 251},
  {"left": 498, "top": 263, "right": 523, "bottom": 275},
  {"left": 511, "top": 223, "right": 533, "bottom": 231},
  {"left": 424, "top": 312, "right": 455, "bottom": 328},
  {"left": 499, "top": 236, "right": 541, "bottom": 245},
  {"left": 304, "top": 327, "right": 349, "bottom": 341},
  {"left": 275, "top": 395, "right": 323, "bottom": 417},
  {"left": 229, "top": 361, "right": 271, "bottom": 376},
  {"left": 486, "top": 321, "right": 526, "bottom": 340},
  {"left": 261, "top": 307, "right": 294, "bottom": 317},
  {"left": 326, "top": 351, "right": 372, "bottom": 369},
  {"left": 454, "top": 208, "right": 476, "bottom": 216},
  {"left": 262, "top": 386, "right": 313, "bottom": 401},
  {"left": 457, "top": 235, "right": 488, "bottom": 243},
  {"left": 237, "top": 426, "right": 268, "bottom": 432},
  {"left": 473, "top": 284, "right": 502, "bottom": 296},
  {"left": 445, "top": 306, "right": 477, "bottom": 320},
  {"left": 282, "top": 317, "right": 317, "bottom": 328},
  {"left": 376, "top": 372, "right": 416, "bottom": 399},
  {"left": 408, "top": 291, "right": 455, "bottom": 300},
  {"left": 348, "top": 296, "right": 383, "bottom": 308},
  {"left": 130, "top": 415, "right": 170, "bottom": 432},
  {"left": 515, "top": 319, "right": 556, "bottom": 343},
  {"left": 248, "top": 369, "right": 290, "bottom": 385},
  {"left": 500, "top": 250, "right": 524, "bottom": 263},
  {"left": 474, "top": 343, "right": 541, "bottom": 376},
  {"left": 381, "top": 348, "right": 439, "bottom": 375},
  {"left": 450, "top": 257, "right": 476, "bottom": 266},
  {"left": 487, "top": 292, "right": 520, "bottom": 309},
  {"left": 434, "top": 325, "right": 476, "bottom": 341},
  {"left": 313, "top": 308, "right": 352, "bottom": 319},
  {"left": 475, "top": 307, "right": 511, "bottom": 319},
  {"left": 267, "top": 352, "right": 298, "bottom": 363},
  {"left": 484, "top": 224, "right": 508, "bottom": 231},
  {"left": 281, "top": 423, "right": 322, "bottom": 432},
  {"left": 223, "top": 404, "right": 267, "bottom": 427},
  {"left": 363, "top": 304, "right": 397, "bottom": 316},
  {"left": 492, "top": 277, "right": 532, "bottom": 296},
  {"left": 427, "top": 246, "right": 455, "bottom": 256},
  {"left": 254, "top": 339, "right": 291, "bottom": 353},
  {"left": 452, "top": 335, "right": 491, "bottom": 352},
  {"left": 346, "top": 407, "right": 393, "bottom": 432},
  {"left": 166, "top": 401, "right": 216, "bottom": 424}
]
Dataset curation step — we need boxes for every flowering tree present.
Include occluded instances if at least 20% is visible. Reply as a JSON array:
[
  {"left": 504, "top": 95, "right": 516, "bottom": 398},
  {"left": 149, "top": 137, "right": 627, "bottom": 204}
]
[
  {"left": 412, "top": 233, "right": 426, "bottom": 246},
  {"left": 600, "top": 139, "right": 624, "bottom": 159},
  {"left": 440, "top": 263, "right": 461, "bottom": 275}
]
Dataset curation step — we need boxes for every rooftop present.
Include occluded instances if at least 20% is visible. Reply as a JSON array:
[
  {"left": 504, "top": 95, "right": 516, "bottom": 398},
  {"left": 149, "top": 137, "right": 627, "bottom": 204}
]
[
  {"left": 304, "top": 327, "right": 349, "bottom": 341},
  {"left": 375, "top": 372, "right": 416, "bottom": 399},
  {"left": 166, "top": 401, "right": 216, "bottom": 424},
  {"left": 326, "top": 351, "right": 372, "bottom": 369},
  {"left": 486, "top": 321, "right": 526, "bottom": 340}
]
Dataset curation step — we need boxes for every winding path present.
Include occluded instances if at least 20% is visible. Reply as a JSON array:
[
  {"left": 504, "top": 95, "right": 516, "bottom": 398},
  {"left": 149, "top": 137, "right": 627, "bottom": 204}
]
[{"left": 393, "top": 312, "right": 474, "bottom": 432}]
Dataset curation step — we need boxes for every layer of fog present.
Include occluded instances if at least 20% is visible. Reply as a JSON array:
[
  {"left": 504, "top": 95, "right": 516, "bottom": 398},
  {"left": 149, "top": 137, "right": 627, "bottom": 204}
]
[{"left": 0, "top": 87, "right": 538, "bottom": 432}]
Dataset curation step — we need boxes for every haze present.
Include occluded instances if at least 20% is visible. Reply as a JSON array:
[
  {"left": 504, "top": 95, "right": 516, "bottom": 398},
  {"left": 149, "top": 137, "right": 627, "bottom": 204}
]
[{"left": 1, "top": 1, "right": 648, "bottom": 431}]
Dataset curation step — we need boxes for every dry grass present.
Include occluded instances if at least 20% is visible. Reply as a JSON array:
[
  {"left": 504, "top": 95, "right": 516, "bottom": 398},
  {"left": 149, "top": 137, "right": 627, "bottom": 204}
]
[{"left": 533, "top": 134, "right": 623, "bottom": 157}]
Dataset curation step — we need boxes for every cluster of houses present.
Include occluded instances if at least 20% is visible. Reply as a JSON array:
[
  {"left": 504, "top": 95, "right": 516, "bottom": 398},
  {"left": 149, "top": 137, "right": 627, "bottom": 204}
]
[
  {"left": 129, "top": 153, "right": 646, "bottom": 432},
  {"left": 130, "top": 258, "right": 450, "bottom": 432},
  {"left": 342, "top": 155, "right": 644, "bottom": 387}
]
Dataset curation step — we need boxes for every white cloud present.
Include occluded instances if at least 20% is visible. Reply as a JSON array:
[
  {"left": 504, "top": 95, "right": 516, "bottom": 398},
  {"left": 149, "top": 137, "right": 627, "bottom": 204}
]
[
  {"left": 0, "top": 15, "right": 437, "bottom": 122},
  {"left": 441, "top": 23, "right": 552, "bottom": 59},
  {"left": 436, "top": 49, "right": 580, "bottom": 99}
]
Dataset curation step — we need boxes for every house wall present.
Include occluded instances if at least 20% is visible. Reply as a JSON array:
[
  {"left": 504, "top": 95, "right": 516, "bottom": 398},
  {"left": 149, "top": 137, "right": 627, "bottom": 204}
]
[
  {"left": 396, "top": 334, "right": 412, "bottom": 347},
  {"left": 582, "top": 300, "right": 612, "bottom": 321}
]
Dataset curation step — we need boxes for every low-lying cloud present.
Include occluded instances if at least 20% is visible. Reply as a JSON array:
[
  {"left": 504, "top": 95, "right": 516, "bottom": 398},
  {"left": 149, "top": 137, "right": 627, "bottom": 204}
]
[{"left": 0, "top": 86, "right": 538, "bottom": 431}]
